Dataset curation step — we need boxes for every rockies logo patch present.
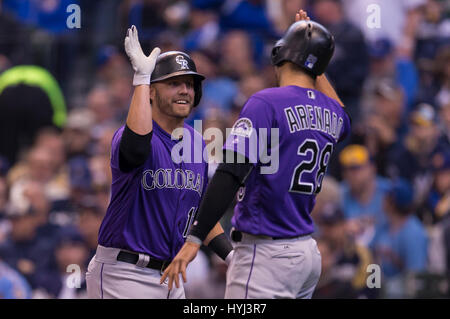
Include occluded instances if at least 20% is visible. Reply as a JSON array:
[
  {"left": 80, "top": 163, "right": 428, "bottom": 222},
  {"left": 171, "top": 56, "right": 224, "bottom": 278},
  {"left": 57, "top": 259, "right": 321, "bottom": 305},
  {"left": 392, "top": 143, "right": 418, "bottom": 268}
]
[
  {"left": 176, "top": 55, "right": 189, "bottom": 70},
  {"left": 231, "top": 118, "right": 253, "bottom": 138},
  {"left": 305, "top": 54, "right": 317, "bottom": 69},
  {"left": 237, "top": 186, "right": 245, "bottom": 202}
]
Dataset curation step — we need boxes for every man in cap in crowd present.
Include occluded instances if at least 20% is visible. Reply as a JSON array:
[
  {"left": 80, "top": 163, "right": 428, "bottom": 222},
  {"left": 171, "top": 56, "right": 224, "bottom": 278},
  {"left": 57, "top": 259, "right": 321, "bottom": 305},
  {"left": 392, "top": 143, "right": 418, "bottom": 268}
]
[
  {"left": 387, "top": 103, "right": 441, "bottom": 210},
  {"left": 339, "top": 144, "right": 391, "bottom": 245},
  {"left": 369, "top": 179, "right": 428, "bottom": 298},
  {"left": 314, "top": 204, "right": 376, "bottom": 298}
]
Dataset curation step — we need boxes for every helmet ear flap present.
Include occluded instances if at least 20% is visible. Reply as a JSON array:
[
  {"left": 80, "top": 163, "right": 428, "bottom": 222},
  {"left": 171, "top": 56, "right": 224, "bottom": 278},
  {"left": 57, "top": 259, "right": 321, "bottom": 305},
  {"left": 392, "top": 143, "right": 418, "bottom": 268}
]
[
  {"left": 271, "top": 46, "right": 282, "bottom": 65},
  {"left": 193, "top": 79, "right": 202, "bottom": 107}
]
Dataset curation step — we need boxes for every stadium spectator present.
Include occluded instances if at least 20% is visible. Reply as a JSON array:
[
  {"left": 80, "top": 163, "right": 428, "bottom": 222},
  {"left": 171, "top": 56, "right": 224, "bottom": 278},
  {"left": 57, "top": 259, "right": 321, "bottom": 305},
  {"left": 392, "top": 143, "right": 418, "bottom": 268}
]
[
  {"left": 417, "top": 46, "right": 450, "bottom": 107},
  {"left": 120, "top": 0, "right": 169, "bottom": 46},
  {"left": 0, "top": 176, "right": 9, "bottom": 245},
  {"left": 220, "top": 30, "right": 257, "bottom": 80},
  {"left": 311, "top": 176, "right": 341, "bottom": 235},
  {"left": 0, "top": 180, "right": 61, "bottom": 297},
  {"left": 193, "top": 0, "right": 276, "bottom": 36},
  {"left": 352, "top": 79, "right": 406, "bottom": 176},
  {"left": 267, "top": 0, "right": 308, "bottom": 34},
  {"left": 232, "top": 73, "right": 268, "bottom": 110},
  {"left": 68, "top": 157, "right": 93, "bottom": 211},
  {"left": 1, "top": 0, "right": 82, "bottom": 87},
  {"left": 415, "top": 0, "right": 450, "bottom": 62},
  {"left": 366, "top": 37, "right": 419, "bottom": 111},
  {"left": 85, "top": 86, "right": 116, "bottom": 139},
  {"left": 95, "top": 46, "right": 131, "bottom": 85},
  {"left": 0, "top": 258, "right": 32, "bottom": 299},
  {"left": 0, "top": 175, "right": 7, "bottom": 216},
  {"left": 54, "top": 227, "right": 89, "bottom": 299},
  {"left": 183, "top": 8, "right": 220, "bottom": 52},
  {"left": 342, "top": 0, "right": 426, "bottom": 52},
  {"left": 7, "top": 144, "right": 69, "bottom": 211},
  {"left": 434, "top": 47, "right": 450, "bottom": 111},
  {"left": 339, "top": 144, "right": 391, "bottom": 245},
  {"left": 313, "top": 238, "right": 359, "bottom": 298},
  {"left": 314, "top": 205, "right": 376, "bottom": 298},
  {"left": 186, "top": 50, "right": 238, "bottom": 124},
  {"left": 387, "top": 103, "right": 441, "bottom": 210},
  {"left": 422, "top": 151, "right": 450, "bottom": 224},
  {"left": 425, "top": 151, "right": 450, "bottom": 277},
  {"left": 0, "top": 66, "right": 67, "bottom": 166},
  {"left": 437, "top": 95, "right": 450, "bottom": 151},
  {"left": 63, "top": 108, "right": 95, "bottom": 160},
  {"left": 76, "top": 198, "right": 104, "bottom": 261},
  {"left": 370, "top": 179, "right": 428, "bottom": 298}
]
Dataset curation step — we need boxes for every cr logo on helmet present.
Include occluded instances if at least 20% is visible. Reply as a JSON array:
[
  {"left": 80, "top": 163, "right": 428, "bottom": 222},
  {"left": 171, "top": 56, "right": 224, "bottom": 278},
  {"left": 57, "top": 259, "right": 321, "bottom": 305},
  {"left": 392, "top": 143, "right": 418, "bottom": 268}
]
[{"left": 176, "top": 55, "right": 189, "bottom": 70}]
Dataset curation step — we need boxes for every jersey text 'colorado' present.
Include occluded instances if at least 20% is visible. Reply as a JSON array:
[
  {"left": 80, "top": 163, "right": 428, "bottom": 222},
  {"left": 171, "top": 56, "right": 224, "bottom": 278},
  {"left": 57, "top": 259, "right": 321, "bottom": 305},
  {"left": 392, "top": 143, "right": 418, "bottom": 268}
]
[{"left": 98, "top": 121, "right": 208, "bottom": 260}]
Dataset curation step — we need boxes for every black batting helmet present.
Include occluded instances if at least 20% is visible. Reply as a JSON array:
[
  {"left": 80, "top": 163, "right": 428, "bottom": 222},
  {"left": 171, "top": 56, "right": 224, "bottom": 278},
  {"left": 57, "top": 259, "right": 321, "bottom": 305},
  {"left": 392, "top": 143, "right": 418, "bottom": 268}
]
[
  {"left": 271, "top": 20, "right": 335, "bottom": 77},
  {"left": 151, "top": 51, "right": 205, "bottom": 107}
]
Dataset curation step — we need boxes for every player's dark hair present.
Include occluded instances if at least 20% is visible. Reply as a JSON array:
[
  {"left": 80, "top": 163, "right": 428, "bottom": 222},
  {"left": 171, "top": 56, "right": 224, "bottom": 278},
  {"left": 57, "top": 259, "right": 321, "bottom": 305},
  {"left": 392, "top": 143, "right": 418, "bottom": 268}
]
[{"left": 287, "top": 61, "right": 317, "bottom": 80}]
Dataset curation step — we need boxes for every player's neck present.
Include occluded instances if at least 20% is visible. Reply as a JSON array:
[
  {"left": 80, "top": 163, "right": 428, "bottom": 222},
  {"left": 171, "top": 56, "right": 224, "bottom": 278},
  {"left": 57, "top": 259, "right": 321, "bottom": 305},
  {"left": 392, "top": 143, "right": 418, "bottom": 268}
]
[
  {"left": 153, "top": 110, "right": 185, "bottom": 137},
  {"left": 278, "top": 67, "right": 316, "bottom": 89}
]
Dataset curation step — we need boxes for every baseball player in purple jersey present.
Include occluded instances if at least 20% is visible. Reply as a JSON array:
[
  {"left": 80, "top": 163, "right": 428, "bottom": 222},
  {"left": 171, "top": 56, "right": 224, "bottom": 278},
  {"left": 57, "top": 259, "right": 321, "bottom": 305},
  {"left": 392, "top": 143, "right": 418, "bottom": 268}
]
[
  {"left": 161, "top": 11, "right": 351, "bottom": 299},
  {"left": 85, "top": 26, "right": 233, "bottom": 299}
]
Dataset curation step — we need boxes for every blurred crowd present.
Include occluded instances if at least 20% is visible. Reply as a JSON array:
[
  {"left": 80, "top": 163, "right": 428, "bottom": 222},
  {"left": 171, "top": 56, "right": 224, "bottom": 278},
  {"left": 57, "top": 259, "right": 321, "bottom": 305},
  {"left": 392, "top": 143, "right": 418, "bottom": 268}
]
[{"left": 0, "top": 0, "right": 449, "bottom": 299}]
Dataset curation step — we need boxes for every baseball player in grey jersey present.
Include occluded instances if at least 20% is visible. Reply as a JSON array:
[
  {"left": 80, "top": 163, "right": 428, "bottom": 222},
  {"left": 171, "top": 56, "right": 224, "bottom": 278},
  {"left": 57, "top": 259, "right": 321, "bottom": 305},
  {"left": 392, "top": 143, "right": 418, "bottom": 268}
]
[
  {"left": 85, "top": 26, "right": 234, "bottom": 299},
  {"left": 161, "top": 10, "right": 351, "bottom": 299}
]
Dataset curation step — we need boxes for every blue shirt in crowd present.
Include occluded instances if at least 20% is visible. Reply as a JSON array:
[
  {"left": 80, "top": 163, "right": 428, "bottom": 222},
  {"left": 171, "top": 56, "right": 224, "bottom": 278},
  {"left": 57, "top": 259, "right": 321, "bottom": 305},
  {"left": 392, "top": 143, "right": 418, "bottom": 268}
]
[
  {"left": 341, "top": 177, "right": 391, "bottom": 226},
  {"left": 370, "top": 215, "right": 428, "bottom": 278},
  {"left": 0, "top": 261, "right": 32, "bottom": 299}
]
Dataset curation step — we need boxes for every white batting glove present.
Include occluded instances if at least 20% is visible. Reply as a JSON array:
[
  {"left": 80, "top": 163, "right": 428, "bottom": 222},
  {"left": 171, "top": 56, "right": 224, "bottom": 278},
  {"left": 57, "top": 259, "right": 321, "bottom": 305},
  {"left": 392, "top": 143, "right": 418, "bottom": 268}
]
[{"left": 124, "top": 25, "right": 161, "bottom": 86}]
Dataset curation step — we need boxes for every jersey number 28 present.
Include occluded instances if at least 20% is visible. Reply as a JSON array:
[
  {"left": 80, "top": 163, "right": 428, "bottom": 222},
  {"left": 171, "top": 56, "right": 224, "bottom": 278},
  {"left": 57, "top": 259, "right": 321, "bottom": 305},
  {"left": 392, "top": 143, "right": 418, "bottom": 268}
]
[{"left": 289, "top": 139, "right": 333, "bottom": 195}]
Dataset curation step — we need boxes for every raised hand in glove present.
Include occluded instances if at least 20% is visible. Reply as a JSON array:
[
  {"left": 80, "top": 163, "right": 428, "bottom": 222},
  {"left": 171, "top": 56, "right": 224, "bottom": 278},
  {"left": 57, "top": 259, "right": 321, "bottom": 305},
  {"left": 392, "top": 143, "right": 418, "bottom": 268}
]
[{"left": 124, "top": 25, "right": 161, "bottom": 86}]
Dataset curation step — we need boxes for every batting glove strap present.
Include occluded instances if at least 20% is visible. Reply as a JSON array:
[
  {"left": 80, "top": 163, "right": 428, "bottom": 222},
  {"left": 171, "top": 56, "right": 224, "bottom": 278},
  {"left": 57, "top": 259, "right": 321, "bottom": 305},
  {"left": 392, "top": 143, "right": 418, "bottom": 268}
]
[
  {"left": 186, "top": 235, "right": 202, "bottom": 246},
  {"left": 133, "top": 74, "right": 151, "bottom": 86}
]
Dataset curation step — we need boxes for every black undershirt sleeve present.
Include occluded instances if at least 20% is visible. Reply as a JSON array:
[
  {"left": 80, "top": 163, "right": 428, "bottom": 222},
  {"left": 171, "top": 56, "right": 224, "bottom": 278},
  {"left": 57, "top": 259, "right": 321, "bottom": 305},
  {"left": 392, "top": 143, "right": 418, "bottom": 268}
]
[
  {"left": 207, "top": 233, "right": 233, "bottom": 260},
  {"left": 189, "top": 154, "right": 253, "bottom": 242},
  {"left": 119, "top": 125, "right": 153, "bottom": 173}
]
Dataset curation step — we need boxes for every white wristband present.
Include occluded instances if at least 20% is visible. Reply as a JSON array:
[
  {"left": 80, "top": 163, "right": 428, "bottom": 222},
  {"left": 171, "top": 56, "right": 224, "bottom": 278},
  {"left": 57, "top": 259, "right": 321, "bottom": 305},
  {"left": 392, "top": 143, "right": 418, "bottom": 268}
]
[
  {"left": 133, "top": 73, "right": 151, "bottom": 86},
  {"left": 186, "top": 235, "right": 202, "bottom": 246}
]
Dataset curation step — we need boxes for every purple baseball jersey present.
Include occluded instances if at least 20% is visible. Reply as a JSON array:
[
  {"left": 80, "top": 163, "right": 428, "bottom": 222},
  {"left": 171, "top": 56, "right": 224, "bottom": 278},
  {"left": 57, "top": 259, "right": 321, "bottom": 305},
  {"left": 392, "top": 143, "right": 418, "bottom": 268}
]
[
  {"left": 224, "top": 85, "right": 351, "bottom": 238},
  {"left": 98, "top": 121, "right": 208, "bottom": 260}
]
